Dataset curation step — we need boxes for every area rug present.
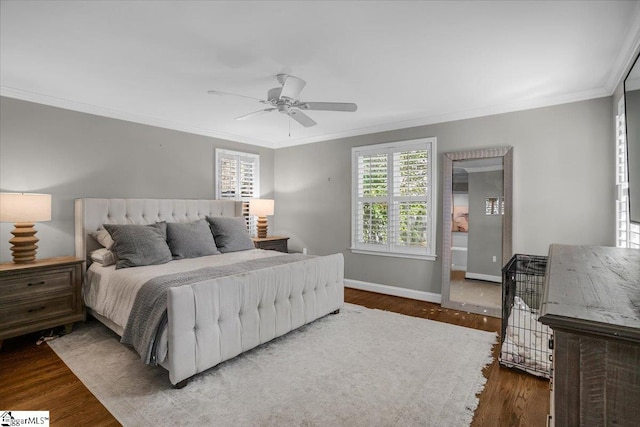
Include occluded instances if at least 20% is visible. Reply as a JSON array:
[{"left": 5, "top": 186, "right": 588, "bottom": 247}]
[{"left": 48, "top": 303, "right": 496, "bottom": 426}]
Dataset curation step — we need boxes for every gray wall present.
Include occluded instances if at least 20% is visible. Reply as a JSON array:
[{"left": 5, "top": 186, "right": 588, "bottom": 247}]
[
  {"left": 466, "top": 170, "right": 503, "bottom": 279},
  {"left": 274, "top": 97, "right": 614, "bottom": 293},
  {"left": 0, "top": 97, "right": 275, "bottom": 262},
  {"left": 0, "top": 95, "right": 616, "bottom": 295}
]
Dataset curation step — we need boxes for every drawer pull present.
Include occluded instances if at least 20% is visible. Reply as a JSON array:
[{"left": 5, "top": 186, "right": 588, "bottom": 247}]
[
  {"left": 28, "top": 306, "right": 46, "bottom": 313},
  {"left": 27, "top": 281, "right": 46, "bottom": 287}
]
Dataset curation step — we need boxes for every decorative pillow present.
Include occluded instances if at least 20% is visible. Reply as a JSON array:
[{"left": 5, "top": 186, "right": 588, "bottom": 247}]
[
  {"left": 103, "top": 223, "right": 172, "bottom": 269},
  {"left": 206, "top": 216, "right": 255, "bottom": 253},
  {"left": 89, "top": 228, "right": 115, "bottom": 250},
  {"left": 166, "top": 219, "right": 220, "bottom": 259},
  {"left": 90, "top": 248, "right": 117, "bottom": 266}
]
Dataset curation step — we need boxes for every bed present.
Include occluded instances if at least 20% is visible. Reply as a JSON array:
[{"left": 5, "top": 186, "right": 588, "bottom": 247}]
[{"left": 74, "top": 198, "right": 344, "bottom": 387}]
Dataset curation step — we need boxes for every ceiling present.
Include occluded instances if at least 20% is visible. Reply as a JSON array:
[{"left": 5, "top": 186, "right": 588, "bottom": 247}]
[{"left": 1, "top": 1, "right": 639, "bottom": 149}]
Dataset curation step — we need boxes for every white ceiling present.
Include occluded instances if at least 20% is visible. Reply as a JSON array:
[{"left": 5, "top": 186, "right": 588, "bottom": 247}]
[{"left": 1, "top": 1, "right": 639, "bottom": 149}]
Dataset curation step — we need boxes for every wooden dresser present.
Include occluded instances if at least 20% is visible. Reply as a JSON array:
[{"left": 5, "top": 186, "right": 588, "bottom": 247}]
[
  {"left": 0, "top": 256, "right": 85, "bottom": 348},
  {"left": 539, "top": 245, "right": 640, "bottom": 427}
]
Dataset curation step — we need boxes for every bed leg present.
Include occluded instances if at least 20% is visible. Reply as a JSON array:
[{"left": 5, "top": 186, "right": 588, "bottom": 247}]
[
  {"left": 331, "top": 309, "right": 340, "bottom": 315},
  {"left": 174, "top": 379, "right": 189, "bottom": 389}
]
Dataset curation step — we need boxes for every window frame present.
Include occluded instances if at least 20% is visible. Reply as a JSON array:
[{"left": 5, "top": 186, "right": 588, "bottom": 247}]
[
  {"left": 215, "top": 148, "right": 260, "bottom": 236},
  {"left": 351, "top": 137, "right": 437, "bottom": 260},
  {"left": 615, "top": 97, "right": 640, "bottom": 248},
  {"left": 215, "top": 148, "right": 260, "bottom": 200}
]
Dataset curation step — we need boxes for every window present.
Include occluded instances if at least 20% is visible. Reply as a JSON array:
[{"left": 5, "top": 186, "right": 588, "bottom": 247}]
[
  {"left": 485, "top": 197, "right": 500, "bottom": 215},
  {"left": 615, "top": 98, "right": 640, "bottom": 248},
  {"left": 215, "top": 149, "right": 260, "bottom": 236},
  {"left": 351, "top": 138, "right": 437, "bottom": 259},
  {"left": 485, "top": 197, "right": 505, "bottom": 215}
]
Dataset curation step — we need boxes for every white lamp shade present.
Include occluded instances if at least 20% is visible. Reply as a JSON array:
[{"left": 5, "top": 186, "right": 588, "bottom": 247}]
[
  {"left": 249, "top": 199, "right": 274, "bottom": 217},
  {"left": 0, "top": 193, "right": 52, "bottom": 223}
]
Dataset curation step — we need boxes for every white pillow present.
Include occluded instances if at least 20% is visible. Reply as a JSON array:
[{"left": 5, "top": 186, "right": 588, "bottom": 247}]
[
  {"left": 89, "top": 228, "right": 115, "bottom": 250},
  {"left": 90, "top": 248, "right": 117, "bottom": 266}
]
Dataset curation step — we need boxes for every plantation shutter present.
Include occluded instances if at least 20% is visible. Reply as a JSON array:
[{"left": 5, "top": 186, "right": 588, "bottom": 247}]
[
  {"left": 239, "top": 156, "right": 257, "bottom": 199},
  {"left": 391, "top": 147, "right": 430, "bottom": 254},
  {"left": 352, "top": 138, "right": 436, "bottom": 258},
  {"left": 355, "top": 151, "right": 388, "bottom": 248},
  {"left": 215, "top": 149, "right": 260, "bottom": 236},
  {"left": 615, "top": 97, "right": 640, "bottom": 249}
]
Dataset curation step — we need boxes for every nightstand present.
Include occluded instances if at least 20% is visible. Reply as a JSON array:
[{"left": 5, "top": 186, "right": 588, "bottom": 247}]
[
  {"left": 0, "top": 256, "right": 85, "bottom": 349},
  {"left": 252, "top": 236, "right": 289, "bottom": 253}
]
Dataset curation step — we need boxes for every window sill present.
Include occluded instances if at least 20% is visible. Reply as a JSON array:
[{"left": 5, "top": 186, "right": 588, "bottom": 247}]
[{"left": 350, "top": 248, "right": 437, "bottom": 261}]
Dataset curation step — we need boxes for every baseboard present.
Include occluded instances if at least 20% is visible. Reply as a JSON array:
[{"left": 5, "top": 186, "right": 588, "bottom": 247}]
[
  {"left": 464, "top": 272, "right": 502, "bottom": 283},
  {"left": 345, "top": 279, "right": 442, "bottom": 304}
]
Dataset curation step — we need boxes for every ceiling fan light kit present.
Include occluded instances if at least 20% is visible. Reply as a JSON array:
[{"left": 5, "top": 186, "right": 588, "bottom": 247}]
[{"left": 208, "top": 74, "right": 357, "bottom": 128}]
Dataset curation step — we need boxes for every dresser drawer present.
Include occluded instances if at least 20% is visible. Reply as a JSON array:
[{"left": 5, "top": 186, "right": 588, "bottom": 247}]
[
  {"left": 0, "top": 293, "right": 77, "bottom": 330},
  {"left": 0, "top": 269, "right": 74, "bottom": 301}
]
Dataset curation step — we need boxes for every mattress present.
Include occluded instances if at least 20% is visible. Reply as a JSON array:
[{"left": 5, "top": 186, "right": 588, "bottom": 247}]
[{"left": 84, "top": 249, "right": 285, "bottom": 362}]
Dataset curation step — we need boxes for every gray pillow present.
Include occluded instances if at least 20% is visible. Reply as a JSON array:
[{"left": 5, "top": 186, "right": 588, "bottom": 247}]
[
  {"left": 166, "top": 219, "right": 220, "bottom": 259},
  {"left": 103, "top": 223, "right": 172, "bottom": 269},
  {"left": 206, "top": 216, "right": 255, "bottom": 253}
]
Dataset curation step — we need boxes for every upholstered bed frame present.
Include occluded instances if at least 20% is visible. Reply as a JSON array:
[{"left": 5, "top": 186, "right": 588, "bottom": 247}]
[
  {"left": 74, "top": 198, "right": 344, "bottom": 386},
  {"left": 75, "top": 198, "right": 243, "bottom": 265}
]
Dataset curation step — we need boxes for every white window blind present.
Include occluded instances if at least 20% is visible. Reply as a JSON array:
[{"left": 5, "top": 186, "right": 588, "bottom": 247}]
[
  {"left": 352, "top": 138, "right": 437, "bottom": 259},
  {"left": 215, "top": 149, "right": 260, "bottom": 236},
  {"left": 615, "top": 98, "right": 640, "bottom": 248}
]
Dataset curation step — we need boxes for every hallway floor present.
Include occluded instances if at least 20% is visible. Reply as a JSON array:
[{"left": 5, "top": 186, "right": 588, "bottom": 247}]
[{"left": 450, "top": 271, "right": 501, "bottom": 309}]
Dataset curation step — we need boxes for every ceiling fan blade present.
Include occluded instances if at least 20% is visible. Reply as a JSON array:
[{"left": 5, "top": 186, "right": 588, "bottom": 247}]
[
  {"left": 288, "top": 109, "right": 317, "bottom": 127},
  {"left": 207, "top": 90, "right": 268, "bottom": 104},
  {"left": 299, "top": 102, "right": 358, "bottom": 112},
  {"left": 235, "top": 108, "right": 276, "bottom": 121},
  {"left": 279, "top": 75, "right": 306, "bottom": 101}
]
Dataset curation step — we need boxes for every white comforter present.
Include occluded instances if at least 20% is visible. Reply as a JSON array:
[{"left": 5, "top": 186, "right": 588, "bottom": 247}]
[{"left": 84, "top": 249, "right": 283, "bottom": 334}]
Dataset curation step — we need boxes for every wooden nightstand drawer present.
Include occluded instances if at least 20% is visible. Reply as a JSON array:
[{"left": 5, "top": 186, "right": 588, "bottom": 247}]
[
  {"left": 253, "top": 236, "right": 289, "bottom": 253},
  {"left": 0, "top": 256, "right": 85, "bottom": 343},
  {"left": 257, "top": 240, "right": 287, "bottom": 252},
  {"left": 0, "top": 270, "right": 75, "bottom": 301},
  {"left": 0, "top": 294, "right": 76, "bottom": 330}
]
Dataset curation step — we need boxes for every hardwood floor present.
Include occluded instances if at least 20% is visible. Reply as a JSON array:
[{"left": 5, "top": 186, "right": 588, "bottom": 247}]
[
  {"left": 0, "top": 288, "right": 549, "bottom": 426},
  {"left": 0, "top": 331, "right": 119, "bottom": 426}
]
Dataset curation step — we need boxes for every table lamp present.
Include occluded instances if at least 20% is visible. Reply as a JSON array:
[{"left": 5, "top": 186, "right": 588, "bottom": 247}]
[
  {"left": 0, "top": 193, "right": 52, "bottom": 263},
  {"left": 249, "top": 199, "right": 274, "bottom": 239}
]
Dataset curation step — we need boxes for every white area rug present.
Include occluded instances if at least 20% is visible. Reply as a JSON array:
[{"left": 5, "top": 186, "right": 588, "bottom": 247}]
[{"left": 49, "top": 304, "right": 496, "bottom": 426}]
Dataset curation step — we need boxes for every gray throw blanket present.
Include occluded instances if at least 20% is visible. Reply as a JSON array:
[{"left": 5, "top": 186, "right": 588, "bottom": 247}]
[{"left": 121, "top": 253, "right": 313, "bottom": 365}]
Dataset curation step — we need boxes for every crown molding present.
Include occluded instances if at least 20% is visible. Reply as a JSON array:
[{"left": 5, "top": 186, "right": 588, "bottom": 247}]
[
  {"left": 271, "top": 86, "right": 612, "bottom": 148},
  {"left": 0, "top": 86, "right": 277, "bottom": 149},
  {"left": 1, "top": 84, "right": 611, "bottom": 151}
]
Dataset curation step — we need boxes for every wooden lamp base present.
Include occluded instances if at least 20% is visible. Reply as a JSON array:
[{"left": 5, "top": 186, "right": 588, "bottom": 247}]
[
  {"left": 256, "top": 216, "right": 268, "bottom": 239},
  {"left": 9, "top": 222, "right": 39, "bottom": 263}
]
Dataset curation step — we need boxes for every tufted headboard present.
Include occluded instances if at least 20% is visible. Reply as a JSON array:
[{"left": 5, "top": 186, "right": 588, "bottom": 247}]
[{"left": 74, "top": 198, "right": 242, "bottom": 266}]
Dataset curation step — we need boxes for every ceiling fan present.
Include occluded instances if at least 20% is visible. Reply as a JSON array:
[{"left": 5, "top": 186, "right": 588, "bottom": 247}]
[{"left": 207, "top": 74, "right": 357, "bottom": 128}]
